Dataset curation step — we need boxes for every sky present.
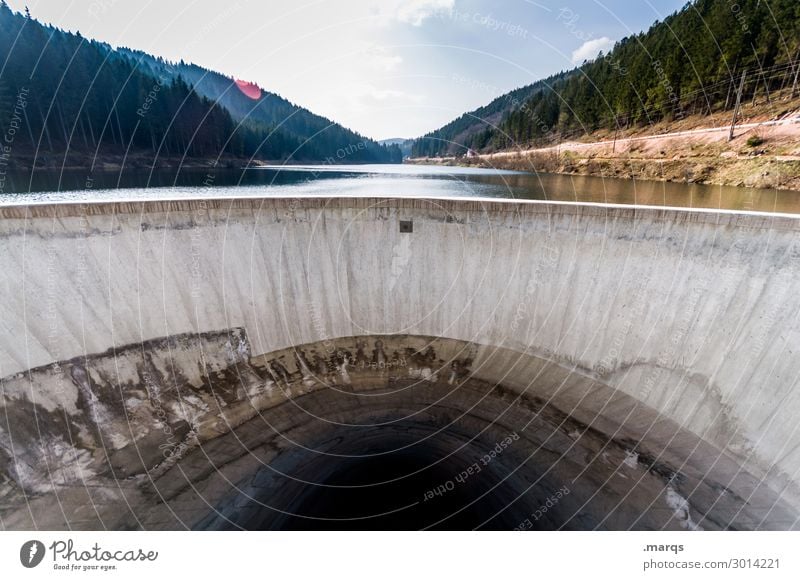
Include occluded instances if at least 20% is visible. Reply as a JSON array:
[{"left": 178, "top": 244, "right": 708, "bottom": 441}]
[{"left": 8, "top": 0, "right": 687, "bottom": 140}]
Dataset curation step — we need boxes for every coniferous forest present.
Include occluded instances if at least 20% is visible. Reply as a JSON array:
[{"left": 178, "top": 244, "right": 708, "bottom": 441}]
[
  {"left": 0, "top": 3, "right": 401, "bottom": 167},
  {"left": 412, "top": 0, "right": 800, "bottom": 157}
]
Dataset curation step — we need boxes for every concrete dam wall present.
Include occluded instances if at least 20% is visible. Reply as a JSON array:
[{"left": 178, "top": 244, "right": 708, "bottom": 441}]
[{"left": 1, "top": 196, "right": 799, "bottom": 530}]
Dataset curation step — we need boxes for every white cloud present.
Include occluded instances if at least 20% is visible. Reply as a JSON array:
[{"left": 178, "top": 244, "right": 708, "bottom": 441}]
[
  {"left": 347, "top": 84, "right": 424, "bottom": 104},
  {"left": 395, "top": 0, "right": 455, "bottom": 26},
  {"left": 571, "top": 36, "right": 615, "bottom": 65},
  {"left": 363, "top": 46, "right": 404, "bottom": 71}
]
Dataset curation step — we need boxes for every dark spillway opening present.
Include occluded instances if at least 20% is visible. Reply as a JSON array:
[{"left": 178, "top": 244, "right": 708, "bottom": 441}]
[
  {"left": 202, "top": 422, "right": 554, "bottom": 531},
  {"left": 277, "top": 446, "right": 525, "bottom": 530},
  {"left": 189, "top": 370, "right": 626, "bottom": 531}
]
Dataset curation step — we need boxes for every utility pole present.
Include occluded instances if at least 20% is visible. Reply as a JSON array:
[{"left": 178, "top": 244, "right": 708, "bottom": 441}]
[
  {"left": 729, "top": 71, "right": 746, "bottom": 141},
  {"left": 724, "top": 68, "right": 735, "bottom": 110}
]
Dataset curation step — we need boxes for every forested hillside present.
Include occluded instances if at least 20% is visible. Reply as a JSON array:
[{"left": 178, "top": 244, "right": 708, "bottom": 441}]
[
  {"left": 411, "top": 71, "right": 573, "bottom": 157},
  {"left": 115, "top": 48, "right": 401, "bottom": 163},
  {"left": 413, "top": 0, "right": 800, "bottom": 157},
  {"left": 0, "top": 4, "right": 400, "bottom": 166}
]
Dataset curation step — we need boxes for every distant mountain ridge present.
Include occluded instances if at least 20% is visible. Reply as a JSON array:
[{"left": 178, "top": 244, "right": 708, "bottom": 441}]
[{"left": 378, "top": 138, "right": 414, "bottom": 158}]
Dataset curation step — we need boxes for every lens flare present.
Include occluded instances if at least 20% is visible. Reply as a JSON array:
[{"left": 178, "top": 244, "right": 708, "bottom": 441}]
[{"left": 234, "top": 79, "right": 261, "bottom": 100}]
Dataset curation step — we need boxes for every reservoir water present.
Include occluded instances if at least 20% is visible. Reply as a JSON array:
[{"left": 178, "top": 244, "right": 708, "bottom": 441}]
[{"left": 0, "top": 163, "right": 797, "bottom": 213}]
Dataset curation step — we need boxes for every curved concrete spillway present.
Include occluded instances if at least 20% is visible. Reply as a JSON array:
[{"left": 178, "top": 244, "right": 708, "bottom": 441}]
[{"left": 1, "top": 196, "right": 800, "bottom": 530}]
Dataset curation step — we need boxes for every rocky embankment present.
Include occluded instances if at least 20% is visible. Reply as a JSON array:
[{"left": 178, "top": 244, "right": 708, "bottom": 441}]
[{"left": 410, "top": 107, "right": 800, "bottom": 192}]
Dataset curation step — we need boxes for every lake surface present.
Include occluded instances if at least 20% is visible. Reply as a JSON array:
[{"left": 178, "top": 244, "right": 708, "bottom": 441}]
[{"left": 0, "top": 163, "right": 797, "bottom": 214}]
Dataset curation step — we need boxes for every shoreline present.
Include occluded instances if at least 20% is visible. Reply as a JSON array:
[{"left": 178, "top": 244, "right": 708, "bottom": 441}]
[
  {"left": 407, "top": 153, "right": 800, "bottom": 193},
  {"left": 0, "top": 151, "right": 384, "bottom": 173},
  {"left": 409, "top": 106, "right": 800, "bottom": 193}
]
